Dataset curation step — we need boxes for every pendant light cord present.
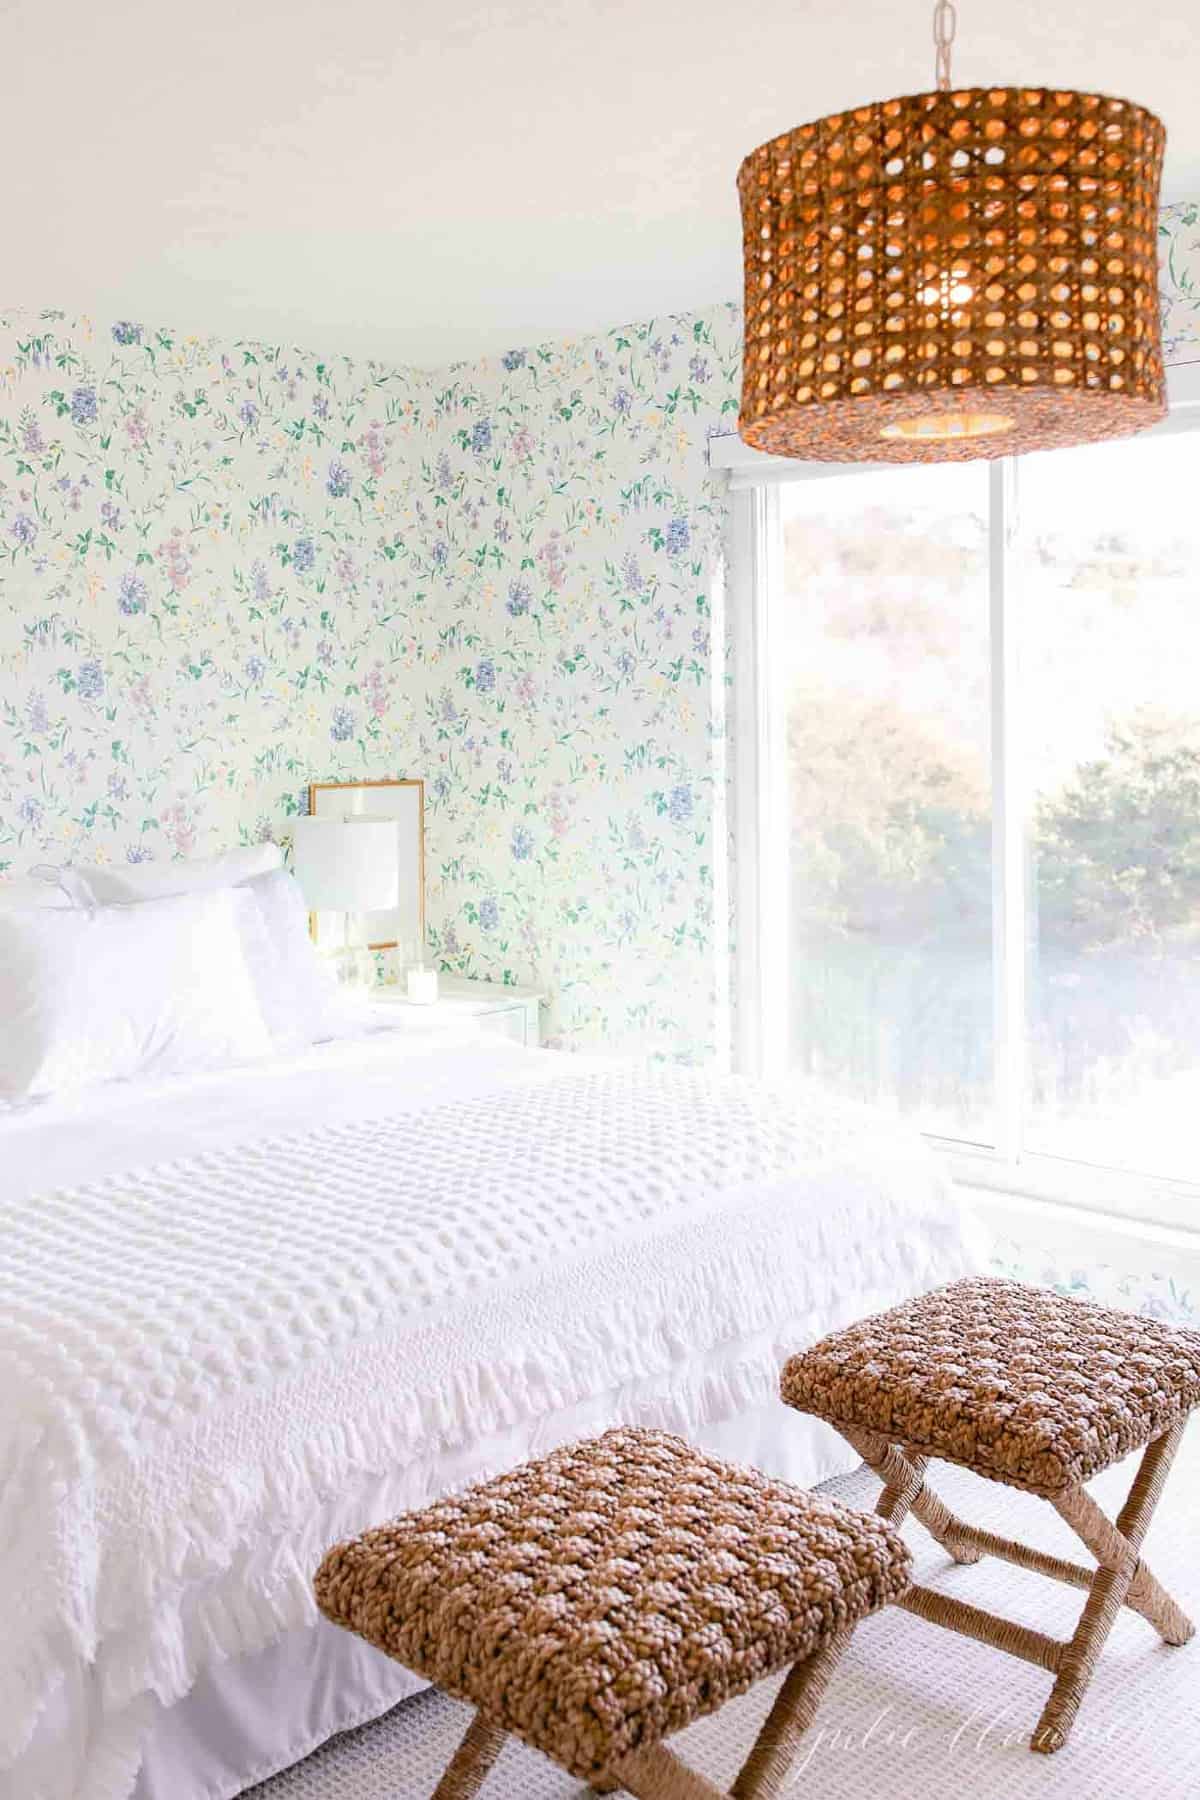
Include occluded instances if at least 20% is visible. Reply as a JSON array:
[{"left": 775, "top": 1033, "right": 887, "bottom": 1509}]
[{"left": 933, "top": 0, "right": 957, "bottom": 89}]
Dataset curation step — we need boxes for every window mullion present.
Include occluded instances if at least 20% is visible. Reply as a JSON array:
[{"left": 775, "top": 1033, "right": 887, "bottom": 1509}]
[
  {"left": 990, "top": 456, "right": 1027, "bottom": 1164},
  {"left": 731, "top": 483, "right": 788, "bottom": 1079}
]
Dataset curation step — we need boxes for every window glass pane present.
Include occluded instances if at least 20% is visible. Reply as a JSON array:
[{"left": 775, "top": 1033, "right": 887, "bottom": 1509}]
[
  {"left": 1019, "top": 429, "right": 1200, "bottom": 1183},
  {"left": 777, "top": 464, "right": 993, "bottom": 1140}
]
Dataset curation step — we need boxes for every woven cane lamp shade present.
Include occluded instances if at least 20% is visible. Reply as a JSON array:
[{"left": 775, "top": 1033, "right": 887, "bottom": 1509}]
[{"left": 738, "top": 61, "right": 1167, "bottom": 463}]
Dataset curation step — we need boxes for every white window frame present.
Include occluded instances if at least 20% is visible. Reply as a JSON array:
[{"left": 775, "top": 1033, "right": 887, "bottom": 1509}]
[{"left": 720, "top": 362, "right": 1200, "bottom": 1233}]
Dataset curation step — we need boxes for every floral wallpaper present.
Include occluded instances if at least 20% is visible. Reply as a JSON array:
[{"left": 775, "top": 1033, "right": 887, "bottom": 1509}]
[
  {"left": 2, "top": 205, "right": 1198, "bottom": 1062},
  {"left": 1161, "top": 199, "right": 1200, "bottom": 364},
  {"left": 0, "top": 304, "right": 740, "bottom": 1059},
  {"left": 990, "top": 1236, "right": 1199, "bottom": 1327},
  {"left": 403, "top": 315, "right": 741, "bottom": 1059}
]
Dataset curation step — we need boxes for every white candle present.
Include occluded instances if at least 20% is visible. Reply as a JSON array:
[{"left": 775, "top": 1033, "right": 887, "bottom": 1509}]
[{"left": 406, "top": 965, "right": 439, "bottom": 1005}]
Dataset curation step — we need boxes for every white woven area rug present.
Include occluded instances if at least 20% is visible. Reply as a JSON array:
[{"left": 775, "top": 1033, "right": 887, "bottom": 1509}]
[{"left": 247, "top": 1430, "right": 1200, "bottom": 1800}]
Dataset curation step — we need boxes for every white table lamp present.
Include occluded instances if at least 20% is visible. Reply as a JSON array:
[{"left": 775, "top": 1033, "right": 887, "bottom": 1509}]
[{"left": 292, "top": 816, "right": 400, "bottom": 985}]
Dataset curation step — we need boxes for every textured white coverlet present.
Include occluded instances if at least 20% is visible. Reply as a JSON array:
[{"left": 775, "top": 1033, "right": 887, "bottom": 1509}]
[{"left": 0, "top": 1030, "right": 975, "bottom": 1800}]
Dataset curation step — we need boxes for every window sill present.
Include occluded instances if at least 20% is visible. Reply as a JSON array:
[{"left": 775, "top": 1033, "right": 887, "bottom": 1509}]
[{"left": 930, "top": 1137, "right": 1200, "bottom": 1242}]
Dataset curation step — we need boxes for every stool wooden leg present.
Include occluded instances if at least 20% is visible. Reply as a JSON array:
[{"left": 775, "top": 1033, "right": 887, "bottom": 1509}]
[
  {"left": 432, "top": 1712, "right": 507, "bottom": 1799},
  {"left": 729, "top": 1624, "right": 854, "bottom": 1799},
  {"left": 1034, "top": 1421, "right": 1190, "bottom": 1754}
]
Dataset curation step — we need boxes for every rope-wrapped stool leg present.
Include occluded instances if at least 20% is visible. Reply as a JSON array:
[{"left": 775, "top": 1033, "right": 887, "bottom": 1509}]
[
  {"left": 846, "top": 1429, "right": 981, "bottom": 1564},
  {"left": 1034, "top": 1422, "right": 1189, "bottom": 1754},
  {"left": 1057, "top": 1470, "right": 1195, "bottom": 1647},
  {"left": 432, "top": 1713, "right": 507, "bottom": 1799},
  {"left": 730, "top": 1624, "right": 854, "bottom": 1799},
  {"left": 612, "top": 1743, "right": 728, "bottom": 1799}
]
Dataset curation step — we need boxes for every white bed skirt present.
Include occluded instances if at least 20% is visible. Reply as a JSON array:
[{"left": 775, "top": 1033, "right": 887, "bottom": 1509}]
[{"left": 126, "top": 1401, "right": 855, "bottom": 1800}]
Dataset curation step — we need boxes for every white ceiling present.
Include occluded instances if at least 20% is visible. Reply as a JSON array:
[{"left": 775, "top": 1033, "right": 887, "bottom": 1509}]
[{"left": 8, "top": 0, "right": 1198, "bottom": 367}]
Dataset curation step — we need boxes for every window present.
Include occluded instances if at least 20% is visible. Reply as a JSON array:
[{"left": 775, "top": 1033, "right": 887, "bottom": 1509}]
[
  {"left": 777, "top": 463, "right": 993, "bottom": 1143},
  {"left": 726, "top": 376, "right": 1200, "bottom": 1224}
]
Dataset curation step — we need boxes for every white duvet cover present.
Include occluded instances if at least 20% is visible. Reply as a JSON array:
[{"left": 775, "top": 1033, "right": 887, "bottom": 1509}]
[{"left": 0, "top": 1021, "right": 977, "bottom": 1800}]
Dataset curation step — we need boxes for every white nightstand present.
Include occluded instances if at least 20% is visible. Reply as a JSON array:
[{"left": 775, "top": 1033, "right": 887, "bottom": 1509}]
[{"left": 371, "top": 975, "right": 545, "bottom": 1047}]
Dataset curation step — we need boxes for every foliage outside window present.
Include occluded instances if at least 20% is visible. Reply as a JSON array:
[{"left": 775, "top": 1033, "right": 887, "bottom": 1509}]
[{"left": 771, "top": 427, "right": 1200, "bottom": 1190}]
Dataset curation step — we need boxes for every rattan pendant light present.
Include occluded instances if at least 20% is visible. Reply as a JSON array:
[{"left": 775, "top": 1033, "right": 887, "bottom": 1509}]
[{"left": 736, "top": 1, "right": 1167, "bottom": 462}]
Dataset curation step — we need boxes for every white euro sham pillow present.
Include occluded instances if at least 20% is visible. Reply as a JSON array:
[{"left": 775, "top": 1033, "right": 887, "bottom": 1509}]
[
  {"left": 233, "top": 868, "right": 365, "bottom": 1048},
  {"left": 0, "top": 888, "right": 273, "bottom": 1099},
  {"left": 78, "top": 841, "right": 283, "bottom": 904}
]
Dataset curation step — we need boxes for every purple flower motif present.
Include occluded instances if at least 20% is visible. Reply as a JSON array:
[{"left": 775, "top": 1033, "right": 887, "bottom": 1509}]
[
  {"left": 251, "top": 561, "right": 272, "bottom": 603},
  {"left": 10, "top": 513, "right": 37, "bottom": 547},
  {"left": 496, "top": 756, "right": 513, "bottom": 784},
  {"left": 506, "top": 580, "right": 531, "bottom": 617},
  {"left": 501, "top": 349, "right": 526, "bottom": 371},
  {"left": 434, "top": 451, "right": 454, "bottom": 493},
  {"left": 107, "top": 772, "right": 129, "bottom": 801},
  {"left": 71, "top": 386, "right": 98, "bottom": 426},
  {"left": 431, "top": 540, "right": 449, "bottom": 569},
  {"left": 118, "top": 571, "right": 148, "bottom": 615},
  {"left": 126, "top": 845, "right": 153, "bottom": 864},
  {"left": 26, "top": 692, "right": 49, "bottom": 735},
  {"left": 111, "top": 321, "right": 142, "bottom": 346},
  {"left": 313, "top": 392, "right": 330, "bottom": 420},
  {"left": 664, "top": 516, "right": 690, "bottom": 557},
  {"left": 667, "top": 782, "right": 694, "bottom": 824},
  {"left": 478, "top": 896, "right": 499, "bottom": 931},
  {"left": 17, "top": 795, "right": 43, "bottom": 828},
  {"left": 293, "top": 537, "right": 316, "bottom": 573},
  {"left": 245, "top": 655, "right": 266, "bottom": 685},
  {"left": 431, "top": 772, "right": 451, "bottom": 802},
  {"left": 470, "top": 419, "right": 493, "bottom": 454},
  {"left": 621, "top": 552, "right": 643, "bottom": 592},
  {"left": 330, "top": 704, "right": 355, "bottom": 742},
  {"left": 688, "top": 355, "right": 711, "bottom": 384},
  {"left": 326, "top": 461, "right": 352, "bottom": 498},
  {"left": 239, "top": 400, "right": 259, "bottom": 429},
  {"left": 617, "top": 649, "right": 636, "bottom": 677},
  {"left": 511, "top": 824, "right": 534, "bottom": 862},
  {"left": 77, "top": 659, "right": 105, "bottom": 702},
  {"left": 612, "top": 388, "right": 632, "bottom": 415},
  {"left": 475, "top": 659, "right": 496, "bottom": 694}
]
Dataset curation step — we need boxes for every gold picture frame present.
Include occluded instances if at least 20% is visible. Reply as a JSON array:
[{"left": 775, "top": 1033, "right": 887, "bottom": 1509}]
[{"left": 307, "top": 778, "right": 425, "bottom": 952}]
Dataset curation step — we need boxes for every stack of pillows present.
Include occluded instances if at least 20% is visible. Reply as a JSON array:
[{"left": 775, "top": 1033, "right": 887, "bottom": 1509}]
[{"left": 0, "top": 845, "right": 362, "bottom": 1101}]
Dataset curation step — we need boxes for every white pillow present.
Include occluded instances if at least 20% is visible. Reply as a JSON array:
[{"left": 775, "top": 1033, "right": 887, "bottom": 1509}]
[
  {"left": 0, "top": 867, "right": 91, "bottom": 910},
  {"left": 78, "top": 841, "right": 283, "bottom": 904},
  {"left": 0, "top": 888, "right": 273, "bottom": 1099},
  {"left": 233, "top": 868, "right": 363, "bottom": 1048}
]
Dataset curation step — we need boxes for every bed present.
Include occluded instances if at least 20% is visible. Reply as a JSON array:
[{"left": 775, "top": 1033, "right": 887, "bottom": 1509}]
[{"left": 1, "top": 890, "right": 978, "bottom": 1800}]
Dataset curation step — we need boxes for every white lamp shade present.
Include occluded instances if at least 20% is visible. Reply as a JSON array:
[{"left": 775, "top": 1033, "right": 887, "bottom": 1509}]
[{"left": 292, "top": 817, "right": 400, "bottom": 912}]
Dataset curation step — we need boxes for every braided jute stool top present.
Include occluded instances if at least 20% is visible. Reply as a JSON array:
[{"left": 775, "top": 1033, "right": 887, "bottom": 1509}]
[
  {"left": 782, "top": 1275, "right": 1200, "bottom": 1497},
  {"left": 314, "top": 1425, "right": 911, "bottom": 1786}
]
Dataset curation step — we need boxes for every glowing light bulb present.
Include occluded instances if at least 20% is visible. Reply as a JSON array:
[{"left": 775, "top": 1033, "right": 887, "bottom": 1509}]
[{"left": 918, "top": 268, "right": 975, "bottom": 315}]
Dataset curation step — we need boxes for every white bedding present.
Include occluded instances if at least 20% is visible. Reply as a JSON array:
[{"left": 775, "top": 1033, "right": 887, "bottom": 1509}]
[{"left": 0, "top": 1021, "right": 978, "bottom": 1800}]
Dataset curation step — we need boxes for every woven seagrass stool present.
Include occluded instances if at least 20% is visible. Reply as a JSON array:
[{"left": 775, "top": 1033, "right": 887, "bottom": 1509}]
[
  {"left": 782, "top": 1275, "right": 1200, "bottom": 1755},
  {"left": 314, "top": 1425, "right": 912, "bottom": 1799}
]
